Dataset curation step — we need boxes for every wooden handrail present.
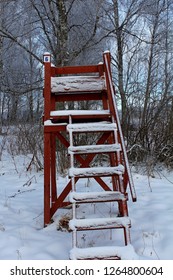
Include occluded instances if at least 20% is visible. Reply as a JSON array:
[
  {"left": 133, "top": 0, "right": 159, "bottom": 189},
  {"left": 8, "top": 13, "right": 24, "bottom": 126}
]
[{"left": 103, "top": 51, "right": 137, "bottom": 202}]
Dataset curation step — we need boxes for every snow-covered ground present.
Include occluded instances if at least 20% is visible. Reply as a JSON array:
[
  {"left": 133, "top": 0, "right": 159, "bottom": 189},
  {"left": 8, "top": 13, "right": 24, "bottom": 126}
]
[{"left": 0, "top": 149, "right": 173, "bottom": 260}]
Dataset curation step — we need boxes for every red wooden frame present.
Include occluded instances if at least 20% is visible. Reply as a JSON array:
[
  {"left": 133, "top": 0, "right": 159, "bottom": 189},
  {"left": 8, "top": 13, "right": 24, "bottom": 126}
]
[{"left": 43, "top": 52, "right": 136, "bottom": 226}]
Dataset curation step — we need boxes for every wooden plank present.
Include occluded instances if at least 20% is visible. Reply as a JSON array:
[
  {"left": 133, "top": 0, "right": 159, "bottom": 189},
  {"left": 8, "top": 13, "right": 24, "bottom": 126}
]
[
  {"left": 69, "top": 217, "right": 131, "bottom": 231},
  {"left": 70, "top": 244, "right": 137, "bottom": 260},
  {"left": 51, "top": 64, "right": 103, "bottom": 75},
  {"left": 68, "top": 143, "right": 121, "bottom": 155},
  {"left": 67, "top": 122, "right": 117, "bottom": 132},
  {"left": 69, "top": 165, "right": 124, "bottom": 178},
  {"left": 44, "top": 124, "right": 67, "bottom": 132},
  {"left": 50, "top": 109, "right": 110, "bottom": 117},
  {"left": 69, "top": 191, "right": 126, "bottom": 203},
  {"left": 51, "top": 76, "right": 106, "bottom": 93},
  {"left": 53, "top": 92, "right": 103, "bottom": 102},
  {"left": 50, "top": 109, "right": 111, "bottom": 122}
]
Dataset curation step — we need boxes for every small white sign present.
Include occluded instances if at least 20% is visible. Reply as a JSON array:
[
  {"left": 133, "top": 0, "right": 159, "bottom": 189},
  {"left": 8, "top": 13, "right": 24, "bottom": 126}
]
[{"left": 44, "top": 55, "right": 50, "bottom": 63}]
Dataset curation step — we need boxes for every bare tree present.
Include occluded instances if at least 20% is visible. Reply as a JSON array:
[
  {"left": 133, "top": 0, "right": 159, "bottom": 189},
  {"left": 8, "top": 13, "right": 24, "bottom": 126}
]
[
  {"left": 102, "top": 0, "right": 146, "bottom": 137},
  {"left": 1, "top": 0, "right": 173, "bottom": 170}
]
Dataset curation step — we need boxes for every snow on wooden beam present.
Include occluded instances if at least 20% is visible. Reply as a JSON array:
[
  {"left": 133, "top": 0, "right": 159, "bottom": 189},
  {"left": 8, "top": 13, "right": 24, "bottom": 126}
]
[
  {"left": 69, "top": 191, "right": 126, "bottom": 203},
  {"left": 69, "top": 165, "right": 124, "bottom": 178},
  {"left": 51, "top": 76, "right": 106, "bottom": 93},
  {"left": 69, "top": 216, "right": 131, "bottom": 231},
  {"left": 70, "top": 244, "right": 138, "bottom": 260}
]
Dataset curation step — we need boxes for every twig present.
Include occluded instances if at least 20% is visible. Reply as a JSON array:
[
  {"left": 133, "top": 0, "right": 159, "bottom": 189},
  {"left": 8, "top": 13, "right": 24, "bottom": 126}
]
[
  {"left": 26, "top": 155, "right": 35, "bottom": 172},
  {"left": 157, "top": 170, "right": 173, "bottom": 185},
  {"left": 151, "top": 235, "right": 160, "bottom": 260},
  {"left": 33, "top": 211, "right": 43, "bottom": 220},
  {"left": 8, "top": 189, "right": 36, "bottom": 198},
  {"left": 147, "top": 175, "right": 152, "bottom": 192},
  {"left": 23, "top": 175, "right": 37, "bottom": 187}
]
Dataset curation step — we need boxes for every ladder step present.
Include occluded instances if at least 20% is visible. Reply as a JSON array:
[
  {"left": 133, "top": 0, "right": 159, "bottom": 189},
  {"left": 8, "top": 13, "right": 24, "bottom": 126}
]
[
  {"left": 50, "top": 110, "right": 111, "bottom": 122},
  {"left": 69, "top": 191, "right": 126, "bottom": 203},
  {"left": 69, "top": 165, "right": 124, "bottom": 178},
  {"left": 67, "top": 122, "right": 117, "bottom": 132},
  {"left": 68, "top": 143, "right": 121, "bottom": 154},
  {"left": 70, "top": 244, "right": 137, "bottom": 260},
  {"left": 69, "top": 216, "right": 131, "bottom": 231}
]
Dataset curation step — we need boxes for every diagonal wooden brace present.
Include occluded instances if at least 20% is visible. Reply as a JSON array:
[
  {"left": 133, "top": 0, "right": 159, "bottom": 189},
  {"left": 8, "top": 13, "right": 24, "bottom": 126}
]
[{"left": 50, "top": 131, "right": 115, "bottom": 217}]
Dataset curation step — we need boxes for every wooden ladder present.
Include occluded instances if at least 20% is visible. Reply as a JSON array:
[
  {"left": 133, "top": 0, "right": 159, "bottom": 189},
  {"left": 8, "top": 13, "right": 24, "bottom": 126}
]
[{"left": 43, "top": 51, "right": 137, "bottom": 260}]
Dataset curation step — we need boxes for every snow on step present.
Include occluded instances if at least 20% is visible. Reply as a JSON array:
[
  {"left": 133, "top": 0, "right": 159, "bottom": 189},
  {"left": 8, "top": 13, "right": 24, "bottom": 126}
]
[
  {"left": 69, "top": 191, "right": 126, "bottom": 203},
  {"left": 69, "top": 165, "right": 124, "bottom": 177},
  {"left": 70, "top": 244, "right": 138, "bottom": 260},
  {"left": 50, "top": 109, "right": 110, "bottom": 117},
  {"left": 68, "top": 143, "right": 121, "bottom": 154},
  {"left": 44, "top": 120, "right": 67, "bottom": 126},
  {"left": 67, "top": 122, "right": 117, "bottom": 132},
  {"left": 51, "top": 76, "right": 106, "bottom": 93},
  {"left": 69, "top": 216, "right": 131, "bottom": 230}
]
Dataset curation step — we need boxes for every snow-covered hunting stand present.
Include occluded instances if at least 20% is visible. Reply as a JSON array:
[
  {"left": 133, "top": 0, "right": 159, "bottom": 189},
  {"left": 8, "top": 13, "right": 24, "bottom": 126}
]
[{"left": 43, "top": 51, "right": 137, "bottom": 259}]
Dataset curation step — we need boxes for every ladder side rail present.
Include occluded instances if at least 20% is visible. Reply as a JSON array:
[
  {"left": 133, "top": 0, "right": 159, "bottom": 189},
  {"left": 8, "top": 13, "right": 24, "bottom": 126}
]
[
  {"left": 103, "top": 52, "right": 137, "bottom": 202},
  {"left": 69, "top": 116, "right": 77, "bottom": 248},
  {"left": 69, "top": 116, "right": 75, "bottom": 174},
  {"left": 68, "top": 116, "right": 76, "bottom": 195}
]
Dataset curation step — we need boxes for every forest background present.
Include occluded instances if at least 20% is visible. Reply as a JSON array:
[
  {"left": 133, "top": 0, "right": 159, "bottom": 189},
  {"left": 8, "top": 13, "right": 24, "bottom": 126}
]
[{"left": 0, "top": 0, "right": 173, "bottom": 174}]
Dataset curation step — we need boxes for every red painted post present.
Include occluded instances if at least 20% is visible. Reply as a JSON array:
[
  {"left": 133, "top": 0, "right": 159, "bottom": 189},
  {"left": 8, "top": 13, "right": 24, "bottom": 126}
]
[
  {"left": 51, "top": 134, "right": 57, "bottom": 206},
  {"left": 43, "top": 53, "right": 51, "bottom": 226},
  {"left": 43, "top": 53, "right": 51, "bottom": 121},
  {"left": 44, "top": 132, "right": 51, "bottom": 226}
]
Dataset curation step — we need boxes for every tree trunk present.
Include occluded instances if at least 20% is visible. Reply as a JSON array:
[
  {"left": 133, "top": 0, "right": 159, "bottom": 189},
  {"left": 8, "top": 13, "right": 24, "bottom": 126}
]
[
  {"left": 140, "top": 3, "right": 160, "bottom": 146},
  {"left": 56, "top": 0, "right": 68, "bottom": 66},
  {"left": 0, "top": 1, "right": 3, "bottom": 132},
  {"left": 113, "top": 0, "right": 128, "bottom": 137}
]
